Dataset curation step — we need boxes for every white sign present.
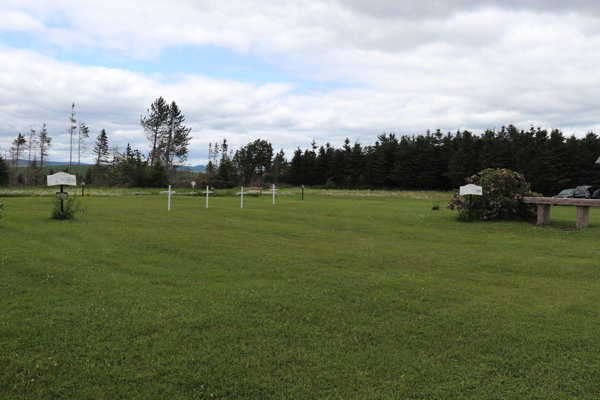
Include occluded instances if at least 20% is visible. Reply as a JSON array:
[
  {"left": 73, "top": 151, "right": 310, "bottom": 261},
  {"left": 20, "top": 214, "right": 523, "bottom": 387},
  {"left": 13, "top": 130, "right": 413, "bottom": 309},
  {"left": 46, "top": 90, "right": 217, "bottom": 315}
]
[
  {"left": 460, "top": 184, "right": 483, "bottom": 196},
  {"left": 47, "top": 172, "right": 77, "bottom": 186},
  {"left": 191, "top": 181, "right": 196, "bottom": 188}
]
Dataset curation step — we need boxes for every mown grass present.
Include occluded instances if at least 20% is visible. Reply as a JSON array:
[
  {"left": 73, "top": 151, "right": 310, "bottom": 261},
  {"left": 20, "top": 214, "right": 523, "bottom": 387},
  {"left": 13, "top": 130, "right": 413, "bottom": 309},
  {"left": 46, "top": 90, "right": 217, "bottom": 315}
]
[{"left": 1, "top": 194, "right": 599, "bottom": 399}]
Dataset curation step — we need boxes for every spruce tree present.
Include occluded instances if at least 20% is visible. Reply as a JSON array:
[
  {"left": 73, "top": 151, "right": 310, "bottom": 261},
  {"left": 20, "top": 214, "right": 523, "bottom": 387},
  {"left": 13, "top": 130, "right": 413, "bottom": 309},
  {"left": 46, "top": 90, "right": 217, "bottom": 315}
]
[
  {"left": 140, "top": 97, "right": 169, "bottom": 169},
  {"left": 38, "top": 124, "right": 52, "bottom": 185},
  {"left": 0, "top": 155, "right": 10, "bottom": 186}
]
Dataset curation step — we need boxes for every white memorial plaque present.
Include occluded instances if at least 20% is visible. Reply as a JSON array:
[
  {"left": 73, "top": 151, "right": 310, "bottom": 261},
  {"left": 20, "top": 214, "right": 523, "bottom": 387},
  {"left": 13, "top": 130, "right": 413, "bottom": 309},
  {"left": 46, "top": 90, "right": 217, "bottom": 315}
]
[
  {"left": 460, "top": 184, "right": 483, "bottom": 196},
  {"left": 47, "top": 172, "right": 77, "bottom": 186}
]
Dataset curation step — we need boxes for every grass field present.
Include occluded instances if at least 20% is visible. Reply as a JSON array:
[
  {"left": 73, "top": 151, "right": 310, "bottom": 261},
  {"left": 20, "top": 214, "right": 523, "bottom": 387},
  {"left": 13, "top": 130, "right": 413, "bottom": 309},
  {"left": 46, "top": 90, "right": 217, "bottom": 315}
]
[{"left": 1, "top": 192, "right": 599, "bottom": 399}]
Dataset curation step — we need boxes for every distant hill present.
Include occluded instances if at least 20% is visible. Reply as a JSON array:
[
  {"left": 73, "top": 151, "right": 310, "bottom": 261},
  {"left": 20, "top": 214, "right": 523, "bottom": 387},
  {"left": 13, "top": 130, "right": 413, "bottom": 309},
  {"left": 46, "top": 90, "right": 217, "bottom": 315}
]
[
  {"left": 14, "top": 159, "right": 92, "bottom": 166},
  {"left": 177, "top": 165, "right": 206, "bottom": 172},
  {"left": 13, "top": 159, "right": 205, "bottom": 172}
]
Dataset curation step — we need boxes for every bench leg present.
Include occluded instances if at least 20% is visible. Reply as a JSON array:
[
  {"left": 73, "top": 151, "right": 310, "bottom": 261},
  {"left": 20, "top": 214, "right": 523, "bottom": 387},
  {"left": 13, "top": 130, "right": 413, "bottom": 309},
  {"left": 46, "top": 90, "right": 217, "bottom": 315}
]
[
  {"left": 536, "top": 204, "right": 552, "bottom": 226},
  {"left": 576, "top": 206, "right": 589, "bottom": 228}
]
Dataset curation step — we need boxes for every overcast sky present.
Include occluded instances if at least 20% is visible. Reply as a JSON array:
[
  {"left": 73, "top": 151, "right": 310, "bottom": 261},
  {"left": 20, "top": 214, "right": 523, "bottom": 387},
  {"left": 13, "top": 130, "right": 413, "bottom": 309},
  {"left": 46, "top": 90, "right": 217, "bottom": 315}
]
[{"left": 1, "top": 0, "right": 600, "bottom": 165}]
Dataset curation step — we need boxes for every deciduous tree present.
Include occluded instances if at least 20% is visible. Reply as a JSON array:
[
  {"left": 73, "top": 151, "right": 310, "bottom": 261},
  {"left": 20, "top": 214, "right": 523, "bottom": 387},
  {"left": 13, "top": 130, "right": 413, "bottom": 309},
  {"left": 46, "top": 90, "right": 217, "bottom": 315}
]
[{"left": 234, "top": 139, "right": 273, "bottom": 184}]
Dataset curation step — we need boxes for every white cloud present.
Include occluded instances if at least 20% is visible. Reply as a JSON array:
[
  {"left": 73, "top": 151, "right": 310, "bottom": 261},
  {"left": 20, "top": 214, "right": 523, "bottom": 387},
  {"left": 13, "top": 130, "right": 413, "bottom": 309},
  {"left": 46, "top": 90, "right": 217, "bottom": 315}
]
[{"left": 2, "top": 1, "right": 600, "bottom": 165}]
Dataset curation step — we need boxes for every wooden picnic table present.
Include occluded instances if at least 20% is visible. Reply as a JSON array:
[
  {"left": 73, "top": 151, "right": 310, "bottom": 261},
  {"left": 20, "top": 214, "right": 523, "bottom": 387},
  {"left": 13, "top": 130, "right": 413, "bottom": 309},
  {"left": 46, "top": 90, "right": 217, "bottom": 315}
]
[{"left": 523, "top": 197, "right": 600, "bottom": 228}]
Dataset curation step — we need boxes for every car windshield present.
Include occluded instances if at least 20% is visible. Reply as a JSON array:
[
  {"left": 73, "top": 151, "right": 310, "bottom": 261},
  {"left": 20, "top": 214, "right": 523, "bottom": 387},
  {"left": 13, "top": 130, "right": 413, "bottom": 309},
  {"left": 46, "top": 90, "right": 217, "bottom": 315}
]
[{"left": 559, "top": 189, "right": 575, "bottom": 195}]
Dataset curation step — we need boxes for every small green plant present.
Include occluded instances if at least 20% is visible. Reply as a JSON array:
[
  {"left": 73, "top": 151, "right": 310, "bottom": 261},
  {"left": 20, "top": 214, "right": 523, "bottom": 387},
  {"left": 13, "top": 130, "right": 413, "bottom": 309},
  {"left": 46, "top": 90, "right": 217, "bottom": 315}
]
[
  {"left": 0, "top": 198, "right": 3, "bottom": 221},
  {"left": 447, "top": 168, "right": 540, "bottom": 221},
  {"left": 431, "top": 201, "right": 440, "bottom": 210},
  {"left": 50, "top": 195, "right": 86, "bottom": 220}
]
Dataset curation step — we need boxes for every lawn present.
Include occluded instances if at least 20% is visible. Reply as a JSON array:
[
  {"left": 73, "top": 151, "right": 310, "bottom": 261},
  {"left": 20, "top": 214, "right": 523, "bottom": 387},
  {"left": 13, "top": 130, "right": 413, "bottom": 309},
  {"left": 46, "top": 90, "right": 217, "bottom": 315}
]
[{"left": 1, "top": 192, "right": 599, "bottom": 399}]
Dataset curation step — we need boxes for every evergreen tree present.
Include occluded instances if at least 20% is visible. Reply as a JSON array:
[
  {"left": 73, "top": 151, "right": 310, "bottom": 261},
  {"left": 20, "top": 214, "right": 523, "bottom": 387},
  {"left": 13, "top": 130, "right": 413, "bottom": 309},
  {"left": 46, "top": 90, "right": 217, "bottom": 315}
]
[
  {"left": 314, "top": 144, "right": 333, "bottom": 185},
  {"left": 11, "top": 133, "right": 27, "bottom": 182},
  {"left": 0, "top": 155, "right": 10, "bottom": 186},
  {"left": 77, "top": 122, "right": 90, "bottom": 179},
  {"left": 68, "top": 103, "right": 77, "bottom": 172},
  {"left": 140, "top": 97, "right": 169, "bottom": 169},
  {"left": 163, "top": 101, "right": 192, "bottom": 176},
  {"left": 93, "top": 129, "right": 109, "bottom": 166},
  {"left": 217, "top": 139, "right": 235, "bottom": 183},
  {"left": 287, "top": 148, "right": 305, "bottom": 186},
  {"left": 25, "top": 124, "right": 37, "bottom": 186},
  {"left": 38, "top": 124, "right": 52, "bottom": 185},
  {"left": 147, "top": 159, "right": 169, "bottom": 188}
]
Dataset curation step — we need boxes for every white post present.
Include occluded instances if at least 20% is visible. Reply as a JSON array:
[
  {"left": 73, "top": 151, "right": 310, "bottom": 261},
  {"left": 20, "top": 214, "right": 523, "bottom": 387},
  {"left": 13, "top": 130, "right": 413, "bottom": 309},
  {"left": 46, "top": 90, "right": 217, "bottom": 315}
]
[
  {"left": 168, "top": 185, "right": 172, "bottom": 211},
  {"left": 202, "top": 186, "right": 214, "bottom": 208},
  {"left": 269, "top": 184, "right": 278, "bottom": 205}
]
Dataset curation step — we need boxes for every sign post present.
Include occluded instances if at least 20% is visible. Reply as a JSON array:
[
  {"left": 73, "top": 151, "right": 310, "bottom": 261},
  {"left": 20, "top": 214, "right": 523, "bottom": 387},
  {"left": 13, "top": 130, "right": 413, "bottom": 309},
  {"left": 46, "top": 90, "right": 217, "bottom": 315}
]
[
  {"left": 202, "top": 186, "right": 213, "bottom": 208},
  {"left": 268, "top": 184, "right": 278, "bottom": 205},
  {"left": 47, "top": 172, "right": 77, "bottom": 214},
  {"left": 191, "top": 181, "right": 196, "bottom": 189},
  {"left": 236, "top": 187, "right": 245, "bottom": 208},
  {"left": 460, "top": 184, "right": 483, "bottom": 221},
  {"left": 81, "top": 182, "right": 85, "bottom": 196}
]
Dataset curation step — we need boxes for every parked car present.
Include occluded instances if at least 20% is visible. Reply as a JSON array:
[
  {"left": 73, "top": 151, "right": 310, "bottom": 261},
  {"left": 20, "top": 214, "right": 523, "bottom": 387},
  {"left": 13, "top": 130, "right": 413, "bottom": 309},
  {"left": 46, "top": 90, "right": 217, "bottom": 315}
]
[{"left": 553, "top": 186, "right": 591, "bottom": 199}]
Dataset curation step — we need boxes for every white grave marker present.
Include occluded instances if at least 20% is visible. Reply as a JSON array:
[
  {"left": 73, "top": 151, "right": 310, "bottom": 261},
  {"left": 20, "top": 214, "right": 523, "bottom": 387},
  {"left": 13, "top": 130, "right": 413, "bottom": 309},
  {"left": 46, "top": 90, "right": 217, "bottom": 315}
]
[
  {"left": 268, "top": 184, "right": 278, "bottom": 205},
  {"left": 460, "top": 184, "right": 483, "bottom": 196},
  {"left": 47, "top": 172, "right": 77, "bottom": 187},
  {"left": 202, "top": 186, "right": 213, "bottom": 208},
  {"left": 236, "top": 187, "right": 245, "bottom": 208},
  {"left": 459, "top": 184, "right": 483, "bottom": 221},
  {"left": 164, "top": 185, "right": 176, "bottom": 211},
  {"left": 47, "top": 172, "right": 77, "bottom": 213}
]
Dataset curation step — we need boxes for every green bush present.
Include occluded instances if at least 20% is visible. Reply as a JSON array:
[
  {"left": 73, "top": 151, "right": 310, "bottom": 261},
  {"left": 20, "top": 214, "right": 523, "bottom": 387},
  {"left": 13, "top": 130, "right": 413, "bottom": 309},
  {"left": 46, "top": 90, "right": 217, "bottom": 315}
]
[
  {"left": 0, "top": 198, "right": 4, "bottom": 221},
  {"left": 50, "top": 195, "right": 86, "bottom": 220},
  {"left": 447, "top": 168, "right": 540, "bottom": 221}
]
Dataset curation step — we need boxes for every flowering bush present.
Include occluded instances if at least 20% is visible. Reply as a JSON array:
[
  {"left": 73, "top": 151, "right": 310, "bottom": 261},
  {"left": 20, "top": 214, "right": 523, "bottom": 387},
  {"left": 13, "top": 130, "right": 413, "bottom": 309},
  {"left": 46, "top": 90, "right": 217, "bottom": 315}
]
[{"left": 447, "top": 168, "right": 541, "bottom": 221}]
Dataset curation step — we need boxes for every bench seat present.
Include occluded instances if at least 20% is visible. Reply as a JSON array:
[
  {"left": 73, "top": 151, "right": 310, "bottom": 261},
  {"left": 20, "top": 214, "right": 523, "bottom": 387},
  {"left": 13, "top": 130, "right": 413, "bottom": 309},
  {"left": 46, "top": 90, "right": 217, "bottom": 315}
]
[{"left": 523, "top": 197, "right": 600, "bottom": 228}]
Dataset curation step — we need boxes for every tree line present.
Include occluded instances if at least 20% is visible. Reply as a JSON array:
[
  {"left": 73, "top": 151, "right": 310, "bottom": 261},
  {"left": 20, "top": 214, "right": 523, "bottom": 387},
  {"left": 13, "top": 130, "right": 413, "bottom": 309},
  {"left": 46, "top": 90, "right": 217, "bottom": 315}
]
[
  {"left": 279, "top": 126, "right": 600, "bottom": 195},
  {"left": 1, "top": 97, "right": 192, "bottom": 188},
  {"left": 3, "top": 105, "right": 600, "bottom": 195}
]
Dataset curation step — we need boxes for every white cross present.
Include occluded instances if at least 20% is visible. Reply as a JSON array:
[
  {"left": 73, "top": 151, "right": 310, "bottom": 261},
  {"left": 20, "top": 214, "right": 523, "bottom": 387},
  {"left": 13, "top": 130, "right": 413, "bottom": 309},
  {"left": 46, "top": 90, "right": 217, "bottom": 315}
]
[
  {"left": 236, "top": 187, "right": 245, "bottom": 208},
  {"left": 268, "top": 184, "right": 278, "bottom": 205},
  {"left": 164, "top": 185, "right": 176, "bottom": 211},
  {"left": 202, "top": 186, "right": 213, "bottom": 208}
]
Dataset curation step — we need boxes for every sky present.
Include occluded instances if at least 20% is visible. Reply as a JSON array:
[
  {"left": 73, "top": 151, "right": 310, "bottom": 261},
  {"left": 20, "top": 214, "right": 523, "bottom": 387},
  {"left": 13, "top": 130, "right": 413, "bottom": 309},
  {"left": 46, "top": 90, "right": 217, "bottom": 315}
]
[{"left": 1, "top": 0, "right": 600, "bottom": 165}]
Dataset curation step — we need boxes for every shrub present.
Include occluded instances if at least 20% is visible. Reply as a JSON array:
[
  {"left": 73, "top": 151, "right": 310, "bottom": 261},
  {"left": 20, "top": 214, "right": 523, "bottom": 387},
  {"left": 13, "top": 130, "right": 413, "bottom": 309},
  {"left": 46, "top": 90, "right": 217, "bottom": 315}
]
[
  {"left": 447, "top": 168, "right": 540, "bottom": 221},
  {"left": 0, "top": 198, "right": 3, "bottom": 221},
  {"left": 50, "top": 195, "right": 86, "bottom": 220}
]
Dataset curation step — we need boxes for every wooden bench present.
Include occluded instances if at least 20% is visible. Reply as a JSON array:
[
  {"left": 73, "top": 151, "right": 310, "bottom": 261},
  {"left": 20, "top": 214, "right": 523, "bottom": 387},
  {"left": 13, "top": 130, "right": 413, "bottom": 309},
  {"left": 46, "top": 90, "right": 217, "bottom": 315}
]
[{"left": 523, "top": 197, "right": 600, "bottom": 228}]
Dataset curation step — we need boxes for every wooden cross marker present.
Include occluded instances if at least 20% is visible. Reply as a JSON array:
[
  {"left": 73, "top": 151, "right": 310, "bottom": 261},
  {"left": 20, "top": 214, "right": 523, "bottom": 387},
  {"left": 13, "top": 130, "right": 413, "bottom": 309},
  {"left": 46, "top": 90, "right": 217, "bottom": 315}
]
[
  {"left": 164, "top": 185, "right": 177, "bottom": 211},
  {"left": 236, "top": 187, "right": 245, "bottom": 208},
  {"left": 268, "top": 184, "right": 278, "bottom": 205},
  {"left": 202, "top": 186, "right": 213, "bottom": 208}
]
